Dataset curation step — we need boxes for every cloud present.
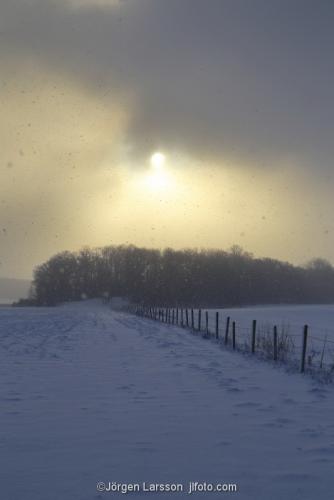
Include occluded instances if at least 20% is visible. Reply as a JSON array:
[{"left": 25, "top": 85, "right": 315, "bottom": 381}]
[
  {"left": 1, "top": 0, "right": 334, "bottom": 170},
  {"left": 0, "top": 60, "right": 128, "bottom": 277},
  {"left": 1, "top": 0, "right": 334, "bottom": 278}
]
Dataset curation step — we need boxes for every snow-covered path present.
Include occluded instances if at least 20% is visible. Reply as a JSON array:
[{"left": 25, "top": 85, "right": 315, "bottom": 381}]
[{"left": 1, "top": 301, "right": 334, "bottom": 500}]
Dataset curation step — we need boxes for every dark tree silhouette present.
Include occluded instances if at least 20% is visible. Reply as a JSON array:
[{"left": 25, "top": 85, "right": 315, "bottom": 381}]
[{"left": 29, "top": 245, "right": 334, "bottom": 307}]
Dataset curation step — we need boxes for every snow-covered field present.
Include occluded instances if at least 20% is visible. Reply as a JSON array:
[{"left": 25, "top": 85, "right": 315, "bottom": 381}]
[
  {"left": 184, "top": 305, "right": 334, "bottom": 374},
  {"left": 207, "top": 304, "right": 334, "bottom": 338},
  {"left": 1, "top": 301, "right": 334, "bottom": 499}
]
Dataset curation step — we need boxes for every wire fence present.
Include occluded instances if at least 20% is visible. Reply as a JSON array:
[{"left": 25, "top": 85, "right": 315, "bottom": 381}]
[{"left": 129, "top": 305, "right": 334, "bottom": 383}]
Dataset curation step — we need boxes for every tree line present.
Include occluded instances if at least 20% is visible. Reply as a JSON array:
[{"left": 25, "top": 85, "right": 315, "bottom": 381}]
[{"left": 17, "top": 244, "right": 334, "bottom": 307}]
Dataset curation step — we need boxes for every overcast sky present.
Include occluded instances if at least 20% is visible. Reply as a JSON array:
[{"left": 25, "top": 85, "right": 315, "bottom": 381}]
[{"left": 1, "top": 0, "right": 334, "bottom": 278}]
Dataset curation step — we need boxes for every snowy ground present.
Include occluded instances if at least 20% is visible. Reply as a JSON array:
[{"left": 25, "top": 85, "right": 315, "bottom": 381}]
[
  {"left": 1, "top": 301, "right": 334, "bottom": 499},
  {"left": 186, "top": 305, "right": 334, "bottom": 373},
  {"left": 206, "top": 304, "right": 334, "bottom": 335},
  {"left": 202, "top": 304, "right": 334, "bottom": 342}
]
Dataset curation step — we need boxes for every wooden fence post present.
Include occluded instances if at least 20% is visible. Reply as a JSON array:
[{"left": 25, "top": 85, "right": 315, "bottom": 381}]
[
  {"left": 215, "top": 311, "right": 219, "bottom": 340},
  {"left": 176, "top": 308, "right": 179, "bottom": 325},
  {"left": 224, "top": 316, "right": 230, "bottom": 345},
  {"left": 301, "top": 325, "right": 308, "bottom": 373},
  {"left": 273, "top": 326, "right": 278, "bottom": 361},
  {"left": 181, "top": 308, "right": 184, "bottom": 327},
  {"left": 186, "top": 309, "right": 189, "bottom": 327},
  {"left": 205, "top": 311, "right": 209, "bottom": 337},
  {"left": 232, "top": 321, "right": 236, "bottom": 349},
  {"left": 320, "top": 335, "right": 327, "bottom": 369},
  {"left": 198, "top": 309, "right": 202, "bottom": 332},
  {"left": 191, "top": 309, "right": 194, "bottom": 330},
  {"left": 251, "top": 320, "right": 257, "bottom": 353}
]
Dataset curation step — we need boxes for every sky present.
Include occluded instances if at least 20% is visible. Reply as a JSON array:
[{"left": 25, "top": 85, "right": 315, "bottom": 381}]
[{"left": 1, "top": 0, "right": 334, "bottom": 279}]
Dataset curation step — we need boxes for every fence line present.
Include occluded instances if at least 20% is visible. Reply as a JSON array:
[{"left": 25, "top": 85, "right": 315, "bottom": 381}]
[{"left": 128, "top": 305, "right": 334, "bottom": 382}]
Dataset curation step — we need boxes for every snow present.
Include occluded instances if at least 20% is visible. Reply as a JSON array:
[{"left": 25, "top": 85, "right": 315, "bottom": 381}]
[
  {"left": 189, "top": 305, "right": 334, "bottom": 374},
  {"left": 1, "top": 300, "right": 334, "bottom": 499},
  {"left": 204, "top": 304, "right": 334, "bottom": 339}
]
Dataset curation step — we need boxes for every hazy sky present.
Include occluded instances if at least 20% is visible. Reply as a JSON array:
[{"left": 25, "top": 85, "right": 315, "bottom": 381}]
[{"left": 1, "top": 0, "right": 334, "bottom": 278}]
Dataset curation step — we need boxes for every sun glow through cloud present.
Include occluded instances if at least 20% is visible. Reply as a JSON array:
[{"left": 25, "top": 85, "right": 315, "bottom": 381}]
[
  {"left": 141, "top": 151, "right": 170, "bottom": 191},
  {"left": 150, "top": 152, "right": 166, "bottom": 170}
]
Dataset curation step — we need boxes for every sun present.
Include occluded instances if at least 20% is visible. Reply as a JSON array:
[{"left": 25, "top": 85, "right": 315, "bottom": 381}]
[
  {"left": 150, "top": 152, "right": 166, "bottom": 170},
  {"left": 142, "top": 151, "right": 173, "bottom": 192}
]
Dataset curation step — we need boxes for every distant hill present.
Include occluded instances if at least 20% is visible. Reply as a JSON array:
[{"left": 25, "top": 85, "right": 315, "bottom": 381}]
[{"left": 0, "top": 278, "right": 31, "bottom": 304}]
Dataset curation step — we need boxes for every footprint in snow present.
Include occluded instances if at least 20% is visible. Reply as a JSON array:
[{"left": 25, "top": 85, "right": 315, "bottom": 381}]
[
  {"left": 275, "top": 417, "right": 295, "bottom": 424},
  {"left": 300, "top": 428, "right": 321, "bottom": 438},
  {"left": 226, "top": 387, "right": 243, "bottom": 393},
  {"left": 263, "top": 422, "right": 279, "bottom": 428},
  {"left": 256, "top": 405, "right": 276, "bottom": 413},
  {"left": 282, "top": 397, "right": 297, "bottom": 405},
  {"left": 216, "top": 440, "right": 232, "bottom": 447},
  {"left": 31, "top": 394, "right": 46, "bottom": 400},
  {"left": 235, "top": 401, "right": 260, "bottom": 408},
  {"left": 304, "top": 444, "right": 334, "bottom": 455},
  {"left": 263, "top": 417, "right": 295, "bottom": 428},
  {"left": 117, "top": 385, "right": 134, "bottom": 392},
  {"left": 312, "top": 457, "right": 331, "bottom": 463},
  {"left": 2, "top": 396, "right": 22, "bottom": 402}
]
